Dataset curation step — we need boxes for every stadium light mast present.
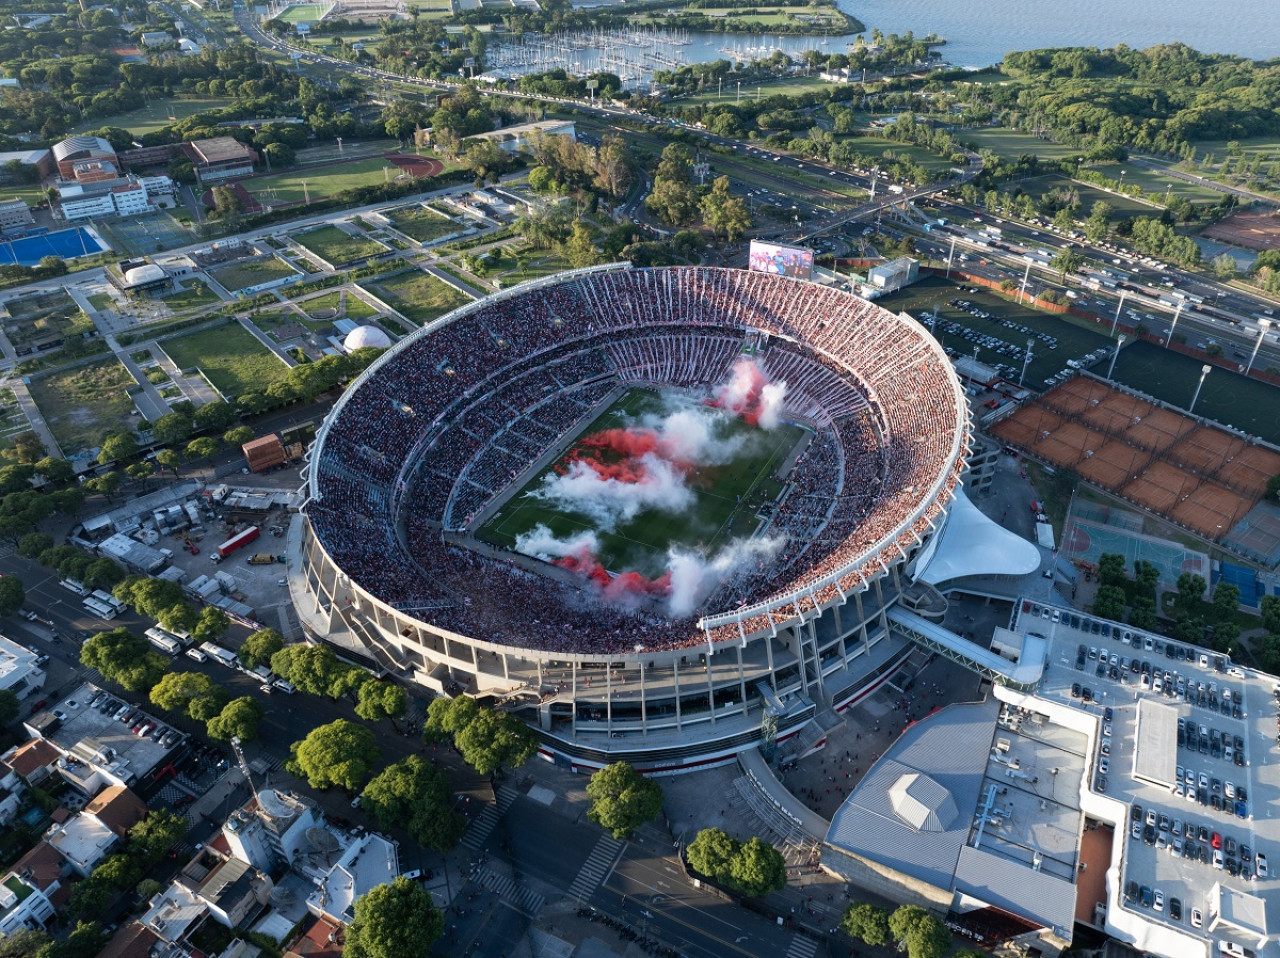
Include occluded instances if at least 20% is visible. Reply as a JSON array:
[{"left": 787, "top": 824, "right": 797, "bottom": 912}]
[
  {"left": 1110, "top": 289, "right": 1127, "bottom": 337},
  {"left": 1018, "top": 261, "right": 1033, "bottom": 304},
  {"left": 1018, "top": 338, "right": 1035, "bottom": 386},
  {"left": 1189, "top": 364, "right": 1211, "bottom": 414},
  {"left": 1245, "top": 318, "right": 1272, "bottom": 374},
  {"left": 1107, "top": 334, "right": 1126, "bottom": 380},
  {"left": 945, "top": 236, "right": 957, "bottom": 279},
  {"left": 1165, "top": 300, "right": 1184, "bottom": 348}
]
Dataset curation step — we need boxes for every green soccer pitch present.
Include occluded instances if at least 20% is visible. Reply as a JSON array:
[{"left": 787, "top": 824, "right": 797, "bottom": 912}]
[{"left": 476, "top": 388, "right": 808, "bottom": 577}]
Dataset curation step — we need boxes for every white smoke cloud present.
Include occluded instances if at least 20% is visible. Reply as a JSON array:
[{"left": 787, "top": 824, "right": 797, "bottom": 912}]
[
  {"left": 757, "top": 381, "right": 788, "bottom": 430},
  {"left": 526, "top": 453, "right": 694, "bottom": 531},
  {"left": 644, "top": 404, "right": 749, "bottom": 466},
  {"left": 665, "top": 535, "right": 786, "bottom": 617},
  {"left": 514, "top": 524, "right": 599, "bottom": 561}
]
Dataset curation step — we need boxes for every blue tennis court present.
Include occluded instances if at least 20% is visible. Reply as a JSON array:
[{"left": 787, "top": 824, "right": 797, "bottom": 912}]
[{"left": 0, "top": 226, "right": 109, "bottom": 266}]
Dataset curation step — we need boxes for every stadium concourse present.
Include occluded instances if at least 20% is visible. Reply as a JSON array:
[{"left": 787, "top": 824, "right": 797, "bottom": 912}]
[{"left": 294, "top": 264, "right": 1039, "bottom": 771}]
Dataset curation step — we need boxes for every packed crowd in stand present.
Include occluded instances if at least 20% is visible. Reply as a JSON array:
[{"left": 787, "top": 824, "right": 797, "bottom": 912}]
[{"left": 307, "top": 266, "right": 968, "bottom": 655}]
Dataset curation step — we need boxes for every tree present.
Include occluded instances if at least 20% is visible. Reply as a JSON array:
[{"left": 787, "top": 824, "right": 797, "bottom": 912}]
[
  {"left": 453, "top": 708, "right": 538, "bottom": 776},
  {"left": 424, "top": 695, "right": 479, "bottom": 740},
  {"left": 155, "top": 449, "right": 182, "bottom": 477},
  {"left": 7, "top": 431, "right": 46, "bottom": 465},
  {"left": 562, "top": 222, "right": 601, "bottom": 269},
  {"left": 193, "top": 400, "right": 236, "bottom": 432},
  {"left": 586, "top": 762, "right": 663, "bottom": 839},
  {"left": 1212, "top": 583, "right": 1241, "bottom": 620},
  {"left": 842, "top": 902, "right": 892, "bottom": 946},
  {"left": 81, "top": 629, "right": 168, "bottom": 693},
  {"left": 192, "top": 606, "right": 230, "bottom": 643},
  {"left": 151, "top": 411, "right": 193, "bottom": 446},
  {"left": 727, "top": 837, "right": 786, "bottom": 897},
  {"left": 0, "top": 688, "right": 19, "bottom": 727},
  {"left": 1098, "top": 552, "right": 1127, "bottom": 588},
  {"left": 687, "top": 826, "right": 739, "bottom": 881},
  {"left": 1050, "top": 247, "right": 1084, "bottom": 281},
  {"left": 125, "top": 461, "right": 155, "bottom": 486},
  {"left": 224, "top": 425, "right": 255, "bottom": 446},
  {"left": 1262, "top": 594, "right": 1280, "bottom": 634},
  {"left": 84, "top": 471, "right": 121, "bottom": 500},
  {"left": 646, "top": 176, "right": 699, "bottom": 226},
  {"left": 129, "top": 809, "right": 189, "bottom": 866},
  {"left": 97, "top": 432, "right": 138, "bottom": 465},
  {"left": 361, "top": 756, "right": 465, "bottom": 851},
  {"left": 150, "top": 672, "right": 228, "bottom": 722},
  {"left": 271, "top": 644, "right": 361, "bottom": 698},
  {"left": 18, "top": 531, "right": 54, "bottom": 559},
  {"left": 0, "top": 575, "right": 24, "bottom": 617},
  {"left": 83, "top": 558, "right": 125, "bottom": 591},
  {"left": 239, "top": 628, "right": 284, "bottom": 670},
  {"left": 1212, "top": 251, "right": 1237, "bottom": 280},
  {"left": 1177, "top": 572, "right": 1208, "bottom": 610},
  {"left": 34, "top": 456, "right": 72, "bottom": 484},
  {"left": 207, "top": 696, "right": 264, "bottom": 742},
  {"left": 344, "top": 876, "right": 444, "bottom": 958},
  {"left": 287, "top": 719, "right": 379, "bottom": 791},
  {"left": 1093, "top": 584, "right": 1126, "bottom": 620},
  {"left": 186, "top": 437, "right": 220, "bottom": 462},
  {"left": 356, "top": 679, "right": 406, "bottom": 726},
  {"left": 889, "top": 905, "right": 951, "bottom": 958},
  {"left": 700, "top": 176, "right": 750, "bottom": 240},
  {"left": 0, "top": 931, "right": 53, "bottom": 958}
]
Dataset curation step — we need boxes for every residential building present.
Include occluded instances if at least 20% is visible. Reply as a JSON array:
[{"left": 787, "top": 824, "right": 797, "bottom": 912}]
[
  {"left": 0, "top": 760, "right": 25, "bottom": 826},
  {"left": 221, "top": 789, "right": 323, "bottom": 872},
  {"left": 47, "top": 807, "right": 124, "bottom": 876},
  {"left": 0, "top": 198, "right": 34, "bottom": 232},
  {"left": 140, "top": 31, "right": 173, "bottom": 46},
  {"left": 0, "top": 843, "right": 70, "bottom": 935},
  {"left": 83, "top": 785, "right": 149, "bottom": 837},
  {"left": 181, "top": 137, "right": 256, "bottom": 184},
  {"left": 306, "top": 833, "right": 399, "bottom": 926},
  {"left": 0, "top": 634, "right": 46, "bottom": 701},
  {"left": 96, "top": 923, "right": 162, "bottom": 958},
  {"left": 5, "top": 739, "right": 60, "bottom": 786},
  {"left": 179, "top": 850, "right": 272, "bottom": 927}
]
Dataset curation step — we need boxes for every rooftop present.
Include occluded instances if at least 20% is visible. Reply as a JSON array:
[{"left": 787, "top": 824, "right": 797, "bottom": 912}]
[
  {"left": 187, "top": 137, "right": 254, "bottom": 164},
  {"left": 47, "top": 812, "right": 118, "bottom": 871},
  {"left": 309, "top": 833, "right": 398, "bottom": 924},
  {"left": 84, "top": 785, "right": 148, "bottom": 836},
  {"left": 0, "top": 632, "right": 40, "bottom": 685},
  {"left": 8, "top": 738, "right": 60, "bottom": 779}
]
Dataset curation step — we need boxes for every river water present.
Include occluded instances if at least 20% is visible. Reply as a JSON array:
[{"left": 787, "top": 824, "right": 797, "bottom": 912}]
[{"left": 841, "top": 0, "right": 1280, "bottom": 68}]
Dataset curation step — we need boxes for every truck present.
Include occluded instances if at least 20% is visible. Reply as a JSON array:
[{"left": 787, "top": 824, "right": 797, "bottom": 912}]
[
  {"left": 248, "top": 553, "right": 280, "bottom": 565},
  {"left": 214, "top": 525, "right": 259, "bottom": 561}
]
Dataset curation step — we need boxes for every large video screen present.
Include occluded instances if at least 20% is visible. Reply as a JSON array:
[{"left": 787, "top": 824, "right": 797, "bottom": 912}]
[{"left": 748, "top": 241, "right": 814, "bottom": 280}]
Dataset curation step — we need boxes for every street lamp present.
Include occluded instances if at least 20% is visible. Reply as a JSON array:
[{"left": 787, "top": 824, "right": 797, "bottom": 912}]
[
  {"left": 1245, "top": 318, "right": 1272, "bottom": 374},
  {"left": 1107, "top": 334, "right": 1126, "bottom": 379},
  {"left": 1189, "top": 364, "right": 1211, "bottom": 414},
  {"left": 1165, "top": 300, "right": 1184, "bottom": 348}
]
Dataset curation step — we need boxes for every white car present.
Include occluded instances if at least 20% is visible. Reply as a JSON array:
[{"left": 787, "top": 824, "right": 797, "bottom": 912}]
[
  {"left": 1191, "top": 908, "right": 1203, "bottom": 928},
  {"left": 1153, "top": 889, "right": 1164, "bottom": 912},
  {"left": 1258, "top": 853, "right": 1268, "bottom": 878}
]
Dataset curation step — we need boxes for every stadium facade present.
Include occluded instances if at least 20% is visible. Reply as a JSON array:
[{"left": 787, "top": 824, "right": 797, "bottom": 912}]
[{"left": 295, "top": 264, "right": 977, "bottom": 772}]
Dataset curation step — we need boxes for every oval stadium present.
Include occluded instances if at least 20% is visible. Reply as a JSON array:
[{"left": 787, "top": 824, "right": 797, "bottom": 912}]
[{"left": 298, "top": 264, "right": 978, "bottom": 772}]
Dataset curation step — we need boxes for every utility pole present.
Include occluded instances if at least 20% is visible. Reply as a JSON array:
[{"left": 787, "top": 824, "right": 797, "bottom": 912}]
[
  {"left": 945, "top": 236, "right": 957, "bottom": 279},
  {"left": 1019, "top": 260, "right": 1032, "bottom": 304}
]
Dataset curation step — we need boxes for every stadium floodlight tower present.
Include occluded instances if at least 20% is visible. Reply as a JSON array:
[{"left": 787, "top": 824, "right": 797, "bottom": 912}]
[
  {"left": 297, "top": 265, "right": 971, "bottom": 774},
  {"left": 1246, "top": 318, "right": 1272, "bottom": 374},
  {"left": 1189, "top": 364, "right": 1212, "bottom": 415},
  {"left": 1107, "top": 335, "right": 1126, "bottom": 380}
]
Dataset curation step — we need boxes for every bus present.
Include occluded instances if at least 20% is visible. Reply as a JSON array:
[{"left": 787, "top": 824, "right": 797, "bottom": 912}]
[
  {"left": 91, "top": 590, "right": 127, "bottom": 614},
  {"left": 83, "top": 597, "right": 118, "bottom": 620},
  {"left": 59, "top": 578, "right": 89, "bottom": 596},
  {"left": 145, "top": 628, "right": 182, "bottom": 656},
  {"left": 200, "top": 642, "right": 239, "bottom": 670}
]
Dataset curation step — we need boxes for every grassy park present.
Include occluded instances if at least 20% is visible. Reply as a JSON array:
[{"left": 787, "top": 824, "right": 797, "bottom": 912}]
[
  {"left": 293, "top": 225, "right": 388, "bottom": 267},
  {"left": 209, "top": 256, "right": 298, "bottom": 293},
  {"left": 162, "top": 324, "right": 290, "bottom": 398},
  {"left": 71, "top": 96, "right": 233, "bottom": 136},
  {"left": 3, "top": 291, "right": 94, "bottom": 353},
  {"left": 29, "top": 360, "right": 139, "bottom": 455},
  {"left": 365, "top": 270, "right": 470, "bottom": 324},
  {"left": 303, "top": 289, "right": 379, "bottom": 321},
  {"left": 1088, "top": 162, "right": 1225, "bottom": 209},
  {"left": 159, "top": 280, "right": 221, "bottom": 311},
  {"left": 961, "top": 128, "right": 1085, "bottom": 163},
  {"left": 242, "top": 157, "right": 405, "bottom": 206}
]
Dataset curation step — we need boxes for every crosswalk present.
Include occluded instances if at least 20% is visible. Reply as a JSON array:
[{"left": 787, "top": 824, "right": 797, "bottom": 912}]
[
  {"left": 566, "top": 834, "right": 623, "bottom": 901},
  {"left": 784, "top": 933, "right": 819, "bottom": 958},
  {"left": 472, "top": 865, "right": 545, "bottom": 917},
  {"left": 460, "top": 783, "right": 518, "bottom": 851}
]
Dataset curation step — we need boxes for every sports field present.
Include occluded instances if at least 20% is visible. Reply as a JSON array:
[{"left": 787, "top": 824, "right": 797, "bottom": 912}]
[
  {"left": 71, "top": 96, "right": 233, "bottom": 136},
  {"left": 1110, "top": 340, "right": 1280, "bottom": 445},
  {"left": 478, "top": 388, "right": 806, "bottom": 577},
  {"left": 242, "top": 158, "right": 403, "bottom": 205},
  {"left": 275, "top": 2, "right": 330, "bottom": 24}
]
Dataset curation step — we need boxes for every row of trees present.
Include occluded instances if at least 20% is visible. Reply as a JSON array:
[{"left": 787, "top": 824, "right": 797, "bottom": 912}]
[
  {"left": 685, "top": 827, "right": 787, "bottom": 898},
  {"left": 841, "top": 902, "right": 966, "bottom": 958}
]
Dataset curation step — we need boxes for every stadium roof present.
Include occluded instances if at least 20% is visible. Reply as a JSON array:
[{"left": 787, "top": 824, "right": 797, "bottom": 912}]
[
  {"left": 953, "top": 844, "right": 1077, "bottom": 938},
  {"left": 825, "top": 699, "right": 996, "bottom": 891},
  {"left": 919, "top": 490, "right": 1042, "bottom": 586}
]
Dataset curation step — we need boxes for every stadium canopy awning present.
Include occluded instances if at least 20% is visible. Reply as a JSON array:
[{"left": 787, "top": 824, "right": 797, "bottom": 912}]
[{"left": 920, "top": 490, "right": 1041, "bottom": 585}]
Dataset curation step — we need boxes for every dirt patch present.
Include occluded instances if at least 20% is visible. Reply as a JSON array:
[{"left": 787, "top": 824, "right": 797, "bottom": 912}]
[
  {"left": 1202, "top": 207, "right": 1280, "bottom": 251},
  {"left": 386, "top": 153, "right": 444, "bottom": 178}
]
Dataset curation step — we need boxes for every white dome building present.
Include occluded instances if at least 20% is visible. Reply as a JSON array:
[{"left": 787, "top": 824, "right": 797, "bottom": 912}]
[
  {"left": 124, "top": 264, "right": 166, "bottom": 286},
  {"left": 343, "top": 325, "right": 391, "bottom": 351}
]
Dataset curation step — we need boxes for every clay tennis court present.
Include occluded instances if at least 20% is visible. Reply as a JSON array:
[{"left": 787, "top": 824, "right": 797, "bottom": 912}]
[
  {"left": 992, "top": 378, "right": 1278, "bottom": 542},
  {"left": 1202, "top": 207, "right": 1280, "bottom": 252}
]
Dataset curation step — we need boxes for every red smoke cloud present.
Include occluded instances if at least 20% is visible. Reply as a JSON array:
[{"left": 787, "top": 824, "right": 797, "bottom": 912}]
[
  {"left": 711, "top": 358, "right": 771, "bottom": 426},
  {"left": 554, "top": 547, "right": 671, "bottom": 599}
]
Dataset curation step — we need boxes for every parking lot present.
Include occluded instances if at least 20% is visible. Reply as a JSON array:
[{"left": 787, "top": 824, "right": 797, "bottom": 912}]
[{"left": 1015, "top": 598, "right": 1279, "bottom": 951}]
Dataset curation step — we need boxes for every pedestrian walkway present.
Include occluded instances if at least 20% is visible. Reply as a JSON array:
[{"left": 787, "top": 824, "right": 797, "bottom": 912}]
[
  {"left": 145, "top": 340, "right": 222, "bottom": 406},
  {"left": 472, "top": 865, "right": 545, "bottom": 917},
  {"left": 784, "top": 934, "right": 819, "bottom": 958},
  {"left": 238, "top": 316, "right": 298, "bottom": 369},
  {"left": 106, "top": 334, "right": 170, "bottom": 421},
  {"left": 566, "top": 834, "right": 623, "bottom": 901},
  {"left": 460, "top": 783, "right": 518, "bottom": 851},
  {"left": 8, "top": 378, "right": 64, "bottom": 460}
]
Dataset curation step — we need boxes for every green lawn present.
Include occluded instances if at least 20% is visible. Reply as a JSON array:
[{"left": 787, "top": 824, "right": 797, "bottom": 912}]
[
  {"left": 29, "top": 360, "right": 139, "bottom": 456},
  {"left": 3, "top": 290, "right": 94, "bottom": 352},
  {"left": 71, "top": 96, "right": 233, "bottom": 136},
  {"left": 841, "top": 133, "right": 952, "bottom": 172},
  {"left": 209, "top": 256, "right": 298, "bottom": 293},
  {"left": 243, "top": 158, "right": 404, "bottom": 205},
  {"left": 365, "top": 270, "right": 470, "bottom": 324},
  {"left": 961, "top": 128, "right": 1086, "bottom": 163},
  {"left": 388, "top": 204, "right": 461, "bottom": 244},
  {"left": 1110, "top": 340, "right": 1280, "bottom": 445},
  {"left": 875, "top": 274, "right": 1115, "bottom": 386},
  {"left": 0, "top": 388, "right": 32, "bottom": 452},
  {"left": 293, "top": 224, "right": 388, "bottom": 267},
  {"left": 303, "top": 289, "right": 378, "bottom": 321},
  {"left": 1088, "top": 163, "right": 1225, "bottom": 209},
  {"left": 87, "top": 292, "right": 115, "bottom": 312},
  {"left": 275, "top": 2, "right": 329, "bottom": 23},
  {"left": 478, "top": 388, "right": 806, "bottom": 577},
  {"left": 1016, "top": 174, "right": 1157, "bottom": 222},
  {"left": 160, "top": 280, "right": 221, "bottom": 311},
  {"left": 162, "top": 323, "right": 290, "bottom": 398},
  {"left": 673, "top": 76, "right": 843, "bottom": 108}
]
